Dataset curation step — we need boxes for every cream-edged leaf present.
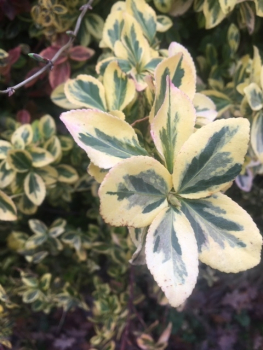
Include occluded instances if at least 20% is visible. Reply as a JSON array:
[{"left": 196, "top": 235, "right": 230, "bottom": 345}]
[
  {"left": 103, "top": 61, "right": 136, "bottom": 111},
  {"left": 218, "top": 0, "right": 236, "bottom": 14},
  {"left": 203, "top": 0, "right": 225, "bottom": 29},
  {"left": 0, "top": 190, "right": 17, "bottom": 221},
  {"left": 193, "top": 93, "right": 217, "bottom": 126},
  {"left": 56, "top": 164, "right": 79, "bottom": 184},
  {"left": 173, "top": 118, "right": 249, "bottom": 198},
  {"left": 202, "top": 90, "right": 232, "bottom": 117},
  {"left": 88, "top": 162, "right": 108, "bottom": 183},
  {"left": 254, "top": 0, "right": 263, "bottom": 17},
  {"left": 126, "top": 0, "right": 157, "bottom": 45},
  {"left": 24, "top": 172, "right": 46, "bottom": 206},
  {"left": 44, "top": 136, "right": 62, "bottom": 162},
  {"left": 29, "top": 219, "right": 48, "bottom": 236},
  {"left": 129, "top": 227, "right": 147, "bottom": 265},
  {"left": 7, "top": 149, "right": 32, "bottom": 173},
  {"left": 156, "top": 15, "right": 173, "bottom": 32},
  {"left": 0, "top": 160, "right": 15, "bottom": 189},
  {"left": 251, "top": 110, "right": 263, "bottom": 163},
  {"left": 11, "top": 124, "right": 33, "bottom": 147},
  {"left": 29, "top": 147, "right": 54, "bottom": 168},
  {"left": 35, "top": 166, "right": 58, "bottom": 186},
  {"left": 0, "top": 140, "right": 12, "bottom": 159},
  {"left": 64, "top": 75, "right": 107, "bottom": 111},
  {"left": 18, "top": 194, "right": 37, "bottom": 215},
  {"left": 102, "top": 9, "right": 124, "bottom": 50},
  {"left": 39, "top": 115, "right": 56, "bottom": 140},
  {"left": 51, "top": 83, "right": 80, "bottom": 110},
  {"left": 244, "top": 83, "right": 263, "bottom": 111},
  {"left": 227, "top": 23, "right": 240, "bottom": 55},
  {"left": 146, "top": 207, "right": 198, "bottom": 307},
  {"left": 151, "top": 78, "right": 196, "bottom": 173},
  {"left": 181, "top": 193, "right": 262, "bottom": 272},
  {"left": 153, "top": 0, "right": 173, "bottom": 13},
  {"left": 60, "top": 109, "right": 148, "bottom": 169},
  {"left": 150, "top": 52, "right": 196, "bottom": 122},
  {"left": 99, "top": 156, "right": 172, "bottom": 227}
]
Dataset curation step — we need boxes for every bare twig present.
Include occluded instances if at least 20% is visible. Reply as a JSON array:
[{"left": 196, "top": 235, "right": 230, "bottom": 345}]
[
  {"left": 131, "top": 116, "right": 149, "bottom": 127},
  {"left": 0, "top": 0, "right": 94, "bottom": 96}
]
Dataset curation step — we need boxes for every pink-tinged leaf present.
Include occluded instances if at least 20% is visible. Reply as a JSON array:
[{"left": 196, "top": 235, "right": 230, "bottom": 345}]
[
  {"left": 49, "top": 61, "right": 70, "bottom": 89},
  {"left": 53, "top": 33, "right": 69, "bottom": 47},
  {"left": 8, "top": 46, "right": 21, "bottom": 65},
  {"left": 235, "top": 168, "right": 254, "bottom": 192},
  {"left": 24, "top": 67, "right": 46, "bottom": 88},
  {"left": 39, "top": 46, "right": 67, "bottom": 65},
  {"left": 16, "top": 110, "right": 31, "bottom": 124},
  {"left": 68, "top": 46, "right": 95, "bottom": 62}
]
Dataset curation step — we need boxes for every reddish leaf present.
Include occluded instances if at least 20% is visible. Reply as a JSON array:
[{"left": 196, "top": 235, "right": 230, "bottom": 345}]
[
  {"left": 53, "top": 33, "right": 69, "bottom": 47},
  {"left": 24, "top": 67, "right": 47, "bottom": 88},
  {"left": 68, "top": 46, "right": 95, "bottom": 62},
  {"left": 8, "top": 46, "right": 21, "bottom": 65},
  {"left": 49, "top": 61, "right": 70, "bottom": 89},
  {"left": 16, "top": 110, "right": 31, "bottom": 124},
  {"left": 39, "top": 46, "right": 67, "bottom": 65}
]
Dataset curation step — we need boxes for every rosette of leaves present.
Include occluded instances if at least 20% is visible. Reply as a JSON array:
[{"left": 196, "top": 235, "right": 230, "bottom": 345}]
[
  {"left": 97, "top": 0, "right": 173, "bottom": 91},
  {"left": 60, "top": 43, "right": 262, "bottom": 307},
  {"left": 0, "top": 114, "right": 79, "bottom": 219}
]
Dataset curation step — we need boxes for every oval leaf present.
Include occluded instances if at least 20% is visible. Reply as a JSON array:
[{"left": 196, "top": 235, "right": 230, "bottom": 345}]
[
  {"left": 7, "top": 149, "right": 32, "bottom": 173},
  {"left": 0, "top": 190, "right": 17, "bottom": 221},
  {"left": 24, "top": 172, "right": 46, "bottom": 206}
]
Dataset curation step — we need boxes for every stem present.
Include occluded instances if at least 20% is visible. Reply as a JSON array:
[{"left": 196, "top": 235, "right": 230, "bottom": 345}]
[
  {"left": 131, "top": 116, "right": 149, "bottom": 127},
  {"left": 0, "top": 0, "right": 95, "bottom": 96}
]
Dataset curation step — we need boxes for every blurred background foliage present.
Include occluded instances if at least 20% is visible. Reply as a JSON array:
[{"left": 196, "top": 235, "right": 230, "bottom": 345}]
[{"left": 1, "top": 0, "right": 263, "bottom": 349}]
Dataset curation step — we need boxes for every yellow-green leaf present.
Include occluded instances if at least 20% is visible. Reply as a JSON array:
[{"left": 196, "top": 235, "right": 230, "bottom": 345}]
[
  {"left": 202, "top": 90, "right": 232, "bottom": 117},
  {"left": 11, "top": 124, "right": 33, "bottom": 147},
  {"left": 244, "top": 83, "right": 263, "bottom": 111},
  {"left": 0, "top": 190, "right": 17, "bottom": 221},
  {"left": 64, "top": 75, "right": 107, "bottom": 111},
  {"left": 227, "top": 23, "right": 240, "bottom": 55},
  {"left": 151, "top": 78, "right": 196, "bottom": 173},
  {"left": 35, "top": 165, "right": 58, "bottom": 186},
  {"left": 88, "top": 162, "right": 108, "bottom": 183},
  {"left": 181, "top": 193, "right": 262, "bottom": 272},
  {"left": 44, "top": 136, "right": 62, "bottom": 162},
  {"left": 60, "top": 109, "right": 148, "bottom": 169},
  {"left": 18, "top": 194, "right": 37, "bottom": 215},
  {"left": 84, "top": 14, "right": 104, "bottom": 40},
  {"left": 173, "top": 118, "right": 249, "bottom": 198},
  {"left": 7, "top": 149, "right": 32, "bottom": 173},
  {"left": 99, "top": 156, "right": 172, "bottom": 227},
  {"left": 145, "top": 207, "right": 198, "bottom": 307},
  {"left": 156, "top": 15, "right": 173, "bottom": 32},
  {"left": 103, "top": 61, "right": 136, "bottom": 111},
  {"left": 102, "top": 8, "right": 124, "bottom": 50},
  {"left": 29, "top": 219, "right": 47, "bottom": 235},
  {"left": 218, "top": 0, "right": 236, "bottom": 14},
  {"left": 193, "top": 93, "right": 217, "bottom": 126},
  {"left": 24, "top": 172, "right": 46, "bottom": 206},
  {"left": 254, "top": 0, "right": 263, "bottom": 17},
  {"left": 153, "top": 0, "right": 173, "bottom": 13},
  {"left": 203, "top": 0, "right": 225, "bottom": 29}
]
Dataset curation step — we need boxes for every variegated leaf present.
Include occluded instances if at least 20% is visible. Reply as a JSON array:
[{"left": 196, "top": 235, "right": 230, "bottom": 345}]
[
  {"left": 0, "top": 140, "right": 12, "bottom": 159},
  {"left": 99, "top": 156, "right": 172, "bottom": 227},
  {"left": 0, "top": 160, "right": 15, "bottom": 189},
  {"left": 244, "top": 83, "right": 263, "bottom": 111},
  {"left": 251, "top": 111, "right": 263, "bottom": 163},
  {"left": 102, "top": 8, "right": 124, "bottom": 50},
  {"left": 146, "top": 207, "right": 198, "bottom": 307},
  {"left": 156, "top": 15, "right": 173, "bottom": 32},
  {"left": 239, "top": 2, "right": 255, "bottom": 35},
  {"left": 29, "top": 147, "right": 54, "bottom": 167},
  {"left": 103, "top": 61, "right": 136, "bottom": 111},
  {"left": 202, "top": 90, "right": 232, "bottom": 117},
  {"left": 168, "top": 42, "right": 196, "bottom": 75},
  {"left": 57, "top": 164, "right": 79, "bottom": 184},
  {"left": 251, "top": 46, "right": 262, "bottom": 86},
  {"left": 0, "top": 190, "right": 17, "bottom": 221},
  {"left": 96, "top": 57, "right": 132, "bottom": 76},
  {"left": 151, "top": 78, "right": 196, "bottom": 173},
  {"left": 114, "top": 13, "right": 151, "bottom": 69},
  {"left": 11, "top": 124, "right": 33, "bottom": 147},
  {"left": 18, "top": 194, "right": 37, "bottom": 215},
  {"left": 60, "top": 109, "right": 148, "bottom": 169},
  {"left": 51, "top": 83, "right": 80, "bottom": 110},
  {"left": 193, "top": 93, "right": 217, "bottom": 127},
  {"left": 24, "top": 172, "right": 46, "bottom": 206},
  {"left": 173, "top": 118, "right": 249, "bottom": 198},
  {"left": 35, "top": 166, "right": 58, "bottom": 186},
  {"left": 169, "top": 0, "right": 194, "bottom": 16},
  {"left": 181, "top": 192, "right": 262, "bottom": 272},
  {"left": 153, "top": 0, "right": 173, "bottom": 13},
  {"left": 44, "top": 136, "right": 62, "bottom": 162},
  {"left": 58, "top": 136, "right": 74, "bottom": 152},
  {"left": 7, "top": 149, "right": 32, "bottom": 173},
  {"left": 203, "top": 0, "right": 225, "bottom": 29},
  {"left": 227, "top": 23, "right": 240, "bottom": 55},
  {"left": 218, "top": 0, "right": 236, "bottom": 13},
  {"left": 129, "top": 227, "right": 147, "bottom": 265},
  {"left": 88, "top": 162, "right": 108, "bottom": 183},
  {"left": 84, "top": 13, "right": 104, "bottom": 40},
  {"left": 109, "top": 110, "right": 125, "bottom": 120},
  {"left": 65, "top": 75, "right": 107, "bottom": 111},
  {"left": 39, "top": 115, "right": 56, "bottom": 140},
  {"left": 150, "top": 52, "right": 196, "bottom": 122},
  {"left": 29, "top": 219, "right": 48, "bottom": 235},
  {"left": 126, "top": 0, "right": 157, "bottom": 45}
]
